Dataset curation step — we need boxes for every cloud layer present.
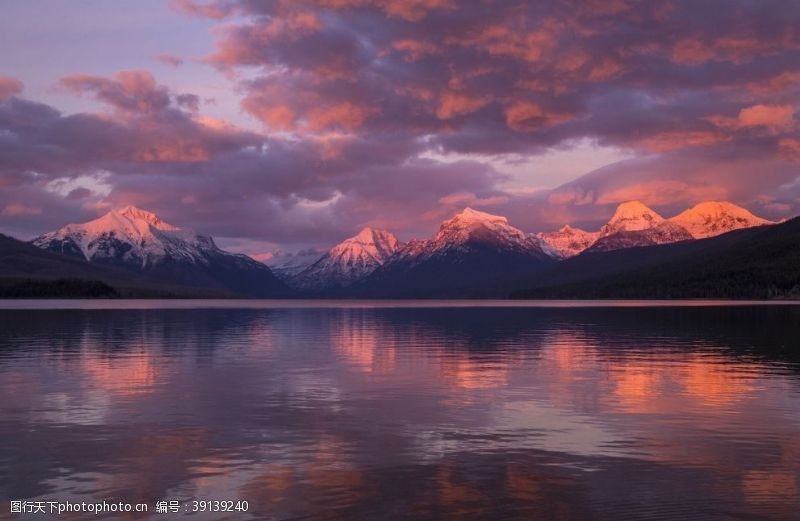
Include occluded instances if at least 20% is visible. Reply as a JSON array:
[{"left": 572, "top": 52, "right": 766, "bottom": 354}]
[{"left": 1, "top": 0, "right": 799, "bottom": 254}]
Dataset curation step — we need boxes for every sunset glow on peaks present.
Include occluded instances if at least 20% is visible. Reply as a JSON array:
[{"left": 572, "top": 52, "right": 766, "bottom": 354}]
[{"left": 0, "top": 0, "right": 797, "bottom": 260}]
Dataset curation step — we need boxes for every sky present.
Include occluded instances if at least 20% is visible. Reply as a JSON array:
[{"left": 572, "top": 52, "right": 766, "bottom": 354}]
[{"left": 0, "top": 0, "right": 798, "bottom": 257}]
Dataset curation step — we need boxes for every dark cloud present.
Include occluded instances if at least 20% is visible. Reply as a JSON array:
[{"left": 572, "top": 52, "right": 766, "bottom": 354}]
[
  {"left": 0, "top": 74, "right": 504, "bottom": 246},
  {"left": 191, "top": 0, "right": 799, "bottom": 154},
  {"left": 1, "top": 1, "right": 799, "bottom": 254}
]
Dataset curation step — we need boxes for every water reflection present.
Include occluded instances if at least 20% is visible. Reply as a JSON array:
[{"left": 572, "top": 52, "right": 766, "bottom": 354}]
[{"left": 0, "top": 305, "right": 799, "bottom": 520}]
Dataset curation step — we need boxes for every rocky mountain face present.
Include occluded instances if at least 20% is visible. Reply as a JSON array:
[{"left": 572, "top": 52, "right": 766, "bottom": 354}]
[
  {"left": 536, "top": 225, "right": 600, "bottom": 259},
  {"left": 263, "top": 248, "right": 326, "bottom": 281},
  {"left": 32, "top": 206, "right": 291, "bottom": 297},
  {"left": 354, "top": 208, "right": 554, "bottom": 297},
  {"left": 290, "top": 227, "right": 400, "bottom": 291}
]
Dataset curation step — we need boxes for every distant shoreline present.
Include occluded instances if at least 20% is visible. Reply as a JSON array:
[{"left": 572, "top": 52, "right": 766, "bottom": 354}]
[{"left": 2, "top": 298, "right": 800, "bottom": 311}]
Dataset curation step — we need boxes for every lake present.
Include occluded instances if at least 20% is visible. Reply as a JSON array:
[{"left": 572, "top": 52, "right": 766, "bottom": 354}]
[{"left": 1, "top": 301, "right": 799, "bottom": 520}]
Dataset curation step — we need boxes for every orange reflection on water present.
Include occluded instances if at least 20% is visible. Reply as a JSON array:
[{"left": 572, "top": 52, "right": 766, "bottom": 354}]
[
  {"left": 741, "top": 469, "right": 799, "bottom": 516},
  {"left": 81, "top": 354, "right": 168, "bottom": 396},
  {"left": 436, "top": 465, "right": 488, "bottom": 521},
  {"left": 679, "top": 355, "right": 759, "bottom": 406},
  {"left": 440, "top": 357, "right": 509, "bottom": 390},
  {"left": 330, "top": 316, "right": 397, "bottom": 374}
]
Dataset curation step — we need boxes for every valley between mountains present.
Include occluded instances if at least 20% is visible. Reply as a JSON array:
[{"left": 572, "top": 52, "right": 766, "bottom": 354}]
[{"left": 2, "top": 200, "right": 797, "bottom": 299}]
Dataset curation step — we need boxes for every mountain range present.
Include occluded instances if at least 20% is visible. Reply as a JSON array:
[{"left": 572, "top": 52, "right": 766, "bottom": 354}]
[
  {"left": 514, "top": 216, "right": 800, "bottom": 299},
  {"left": 536, "top": 200, "right": 772, "bottom": 258},
  {"left": 350, "top": 208, "right": 553, "bottom": 298},
  {"left": 30, "top": 206, "right": 291, "bottom": 297},
  {"left": 291, "top": 227, "right": 401, "bottom": 291},
  {"left": 0, "top": 200, "right": 792, "bottom": 299}
]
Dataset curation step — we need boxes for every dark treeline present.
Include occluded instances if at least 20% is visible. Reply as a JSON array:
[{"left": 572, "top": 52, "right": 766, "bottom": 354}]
[{"left": 0, "top": 279, "right": 119, "bottom": 298}]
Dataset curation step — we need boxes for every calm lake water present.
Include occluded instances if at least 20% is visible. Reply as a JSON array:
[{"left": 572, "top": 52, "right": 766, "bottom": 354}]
[{"left": 1, "top": 301, "right": 799, "bottom": 520}]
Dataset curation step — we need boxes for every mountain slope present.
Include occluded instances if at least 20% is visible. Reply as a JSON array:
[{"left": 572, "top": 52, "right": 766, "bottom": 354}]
[
  {"left": 600, "top": 200, "right": 665, "bottom": 234},
  {"left": 31, "top": 206, "right": 291, "bottom": 297},
  {"left": 354, "top": 208, "right": 554, "bottom": 297},
  {"left": 0, "top": 234, "right": 217, "bottom": 297},
  {"left": 263, "top": 248, "right": 324, "bottom": 281},
  {"left": 291, "top": 227, "right": 400, "bottom": 292},
  {"left": 586, "top": 201, "right": 693, "bottom": 252},
  {"left": 536, "top": 225, "right": 600, "bottom": 259},
  {"left": 669, "top": 201, "right": 773, "bottom": 238},
  {"left": 513, "top": 217, "right": 800, "bottom": 299}
]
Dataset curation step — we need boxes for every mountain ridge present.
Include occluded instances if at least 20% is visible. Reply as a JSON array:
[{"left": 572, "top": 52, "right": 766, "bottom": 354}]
[
  {"left": 513, "top": 216, "right": 800, "bottom": 299},
  {"left": 30, "top": 206, "right": 291, "bottom": 297},
  {"left": 538, "top": 200, "right": 773, "bottom": 257},
  {"left": 9, "top": 200, "right": 787, "bottom": 299},
  {"left": 290, "top": 227, "right": 401, "bottom": 292},
  {"left": 351, "top": 208, "right": 554, "bottom": 298}
]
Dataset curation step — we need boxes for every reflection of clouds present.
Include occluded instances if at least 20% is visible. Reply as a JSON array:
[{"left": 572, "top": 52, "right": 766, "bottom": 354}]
[
  {"left": 409, "top": 398, "right": 622, "bottom": 465},
  {"left": 679, "top": 356, "right": 758, "bottom": 406},
  {"left": 504, "top": 464, "right": 543, "bottom": 503},
  {"left": 40, "top": 390, "right": 110, "bottom": 426},
  {"left": 238, "top": 434, "right": 366, "bottom": 519},
  {"left": 440, "top": 357, "right": 508, "bottom": 390},
  {"left": 3, "top": 307, "right": 800, "bottom": 519},
  {"left": 741, "top": 470, "right": 799, "bottom": 517},
  {"left": 82, "top": 354, "right": 169, "bottom": 397},
  {"left": 436, "top": 465, "right": 489, "bottom": 520},
  {"left": 330, "top": 313, "right": 396, "bottom": 374},
  {"left": 495, "top": 400, "right": 622, "bottom": 461},
  {"left": 536, "top": 327, "right": 767, "bottom": 416},
  {"left": 608, "top": 356, "right": 760, "bottom": 413},
  {"left": 611, "top": 365, "right": 666, "bottom": 414}
]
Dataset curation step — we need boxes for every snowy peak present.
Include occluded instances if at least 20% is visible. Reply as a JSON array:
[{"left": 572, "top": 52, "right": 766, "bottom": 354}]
[
  {"left": 291, "top": 227, "right": 401, "bottom": 290},
  {"left": 263, "top": 248, "right": 325, "bottom": 280},
  {"left": 447, "top": 207, "right": 508, "bottom": 226},
  {"left": 394, "top": 207, "right": 550, "bottom": 262},
  {"left": 434, "top": 207, "right": 525, "bottom": 246},
  {"left": 589, "top": 201, "right": 691, "bottom": 253},
  {"left": 601, "top": 201, "right": 664, "bottom": 235},
  {"left": 115, "top": 205, "right": 178, "bottom": 231},
  {"left": 32, "top": 205, "right": 290, "bottom": 296},
  {"left": 331, "top": 227, "right": 399, "bottom": 263},
  {"left": 536, "top": 225, "right": 600, "bottom": 259},
  {"left": 32, "top": 205, "right": 216, "bottom": 268},
  {"left": 669, "top": 201, "right": 773, "bottom": 239}
]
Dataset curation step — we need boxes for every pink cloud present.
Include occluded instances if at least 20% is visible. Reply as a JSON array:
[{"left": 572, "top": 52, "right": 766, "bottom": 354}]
[
  {"left": 59, "top": 70, "right": 172, "bottom": 115},
  {"left": 0, "top": 75, "right": 23, "bottom": 100},
  {"left": 737, "top": 104, "right": 795, "bottom": 131},
  {"left": 709, "top": 104, "right": 796, "bottom": 134},
  {"left": 436, "top": 92, "right": 489, "bottom": 120},
  {"left": 1, "top": 203, "right": 42, "bottom": 217}
]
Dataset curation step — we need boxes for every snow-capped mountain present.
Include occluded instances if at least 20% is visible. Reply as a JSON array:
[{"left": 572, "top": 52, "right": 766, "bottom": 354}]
[
  {"left": 32, "top": 206, "right": 290, "bottom": 297},
  {"left": 391, "top": 207, "right": 548, "bottom": 265},
  {"left": 33, "top": 206, "right": 214, "bottom": 268},
  {"left": 536, "top": 225, "right": 600, "bottom": 259},
  {"left": 356, "top": 208, "right": 554, "bottom": 297},
  {"left": 262, "top": 248, "right": 325, "bottom": 281},
  {"left": 291, "top": 227, "right": 400, "bottom": 291},
  {"left": 599, "top": 200, "right": 665, "bottom": 235},
  {"left": 585, "top": 201, "right": 693, "bottom": 253},
  {"left": 669, "top": 201, "right": 773, "bottom": 239},
  {"left": 536, "top": 200, "right": 776, "bottom": 257}
]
